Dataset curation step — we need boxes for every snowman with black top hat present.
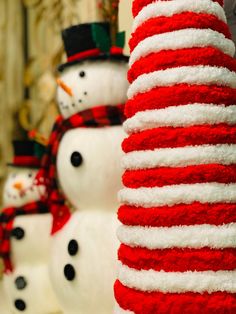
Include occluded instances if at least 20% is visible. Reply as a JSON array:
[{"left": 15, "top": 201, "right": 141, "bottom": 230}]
[
  {"left": 35, "top": 19, "right": 129, "bottom": 314},
  {"left": 0, "top": 140, "right": 62, "bottom": 314}
]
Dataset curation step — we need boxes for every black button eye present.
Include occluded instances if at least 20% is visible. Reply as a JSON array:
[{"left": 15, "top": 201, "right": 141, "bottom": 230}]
[
  {"left": 11, "top": 227, "right": 25, "bottom": 240},
  {"left": 64, "top": 264, "right": 76, "bottom": 281},
  {"left": 28, "top": 173, "right": 32, "bottom": 178},
  {"left": 15, "top": 276, "right": 27, "bottom": 290},
  {"left": 70, "top": 152, "right": 83, "bottom": 167},
  {"left": 68, "top": 240, "right": 79, "bottom": 256},
  {"left": 79, "top": 71, "right": 85, "bottom": 78},
  {"left": 14, "top": 299, "right": 26, "bottom": 311}
]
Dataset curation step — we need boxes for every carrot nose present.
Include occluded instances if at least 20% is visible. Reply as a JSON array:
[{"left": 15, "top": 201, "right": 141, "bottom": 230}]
[
  {"left": 13, "top": 182, "right": 23, "bottom": 191},
  {"left": 56, "top": 78, "right": 73, "bottom": 97}
]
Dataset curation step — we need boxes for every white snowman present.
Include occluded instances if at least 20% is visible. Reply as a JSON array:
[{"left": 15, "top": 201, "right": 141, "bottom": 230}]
[
  {"left": 0, "top": 278, "right": 11, "bottom": 313},
  {"left": 42, "top": 22, "right": 129, "bottom": 314},
  {"left": 0, "top": 140, "right": 62, "bottom": 314}
]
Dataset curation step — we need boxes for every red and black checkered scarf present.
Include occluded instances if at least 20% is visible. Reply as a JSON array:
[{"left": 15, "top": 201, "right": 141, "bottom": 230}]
[
  {"left": 35, "top": 104, "right": 125, "bottom": 234},
  {"left": 0, "top": 200, "right": 48, "bottom": 273}
]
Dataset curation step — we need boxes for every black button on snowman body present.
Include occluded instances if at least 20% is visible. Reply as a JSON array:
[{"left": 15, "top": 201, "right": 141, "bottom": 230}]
[
  {"left": 64, "top": 239, "right": 79, "bottom": 281},
  {"left": 63, "top": 146, "right": 82, "bottom": 282},
  {"left": 15, "top": 276, "right": 27, "bottom": 290},
  {"left": 70, "top": 152, "right": 83, "bottom": 167},
  {"left": 14, "top": 276, "right": 27, "bottom": 311},
  {"left": 15, "top": 299, "right": 26, "bottom": 311},
  {"left": 68, "top": 239, "right": 79, "bottom": 255},
  {"left": 11, "top": 227, "right": 25, "bottom": 240}
]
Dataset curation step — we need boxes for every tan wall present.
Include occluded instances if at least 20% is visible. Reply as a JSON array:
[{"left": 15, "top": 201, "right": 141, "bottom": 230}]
[{"left": 119, "top": 0, "right": 133, "bottom": 55}]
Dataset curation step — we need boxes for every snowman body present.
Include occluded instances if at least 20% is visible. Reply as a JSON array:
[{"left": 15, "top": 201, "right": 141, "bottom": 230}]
[
  {"left": 2, "top": 168, "right": 61, "bottom": 314},
  {"left": 50, "top": 211, "right": 119, "bottom": 314},
  {"left": 49, "top": 59, "right": 128, "bottom": 314},
  {"left": 0, "top": 279, "right": 11, "bottom": 314}
]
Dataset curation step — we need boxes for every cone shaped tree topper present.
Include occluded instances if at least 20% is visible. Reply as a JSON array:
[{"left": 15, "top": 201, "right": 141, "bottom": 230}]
[{"left": 114, "top": 0, "right": 236, "bottom": 313}]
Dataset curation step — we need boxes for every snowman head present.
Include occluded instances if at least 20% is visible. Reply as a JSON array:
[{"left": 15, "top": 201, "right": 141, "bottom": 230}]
[
  {"left": 3, "top": 141, "right": 45, "bottom": 208},
  {"left": 3, "top": 168, "right": 44, "bottom": 208},
  {"left": 56, "top": 22, "right": 129, "bottom": 119},
  {"left": 57, "top": 59, "right": 128, "bottom": 119}
]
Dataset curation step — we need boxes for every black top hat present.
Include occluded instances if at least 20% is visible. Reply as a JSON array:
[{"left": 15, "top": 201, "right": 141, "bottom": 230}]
[
  {"left": 7, "top": 141, "right": 45, "bottom": 169},
  {"left": 58, "top": 22, "right": 129, "bottom": 72}
]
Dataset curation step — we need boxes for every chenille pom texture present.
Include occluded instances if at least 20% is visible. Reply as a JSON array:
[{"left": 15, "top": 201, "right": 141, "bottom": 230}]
[{"left": 114, "top": 0, "right": 236, "bottom": 313}]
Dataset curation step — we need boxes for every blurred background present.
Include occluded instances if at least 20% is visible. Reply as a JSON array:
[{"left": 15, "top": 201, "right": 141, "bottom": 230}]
[{"left": 0, "top": 0, "right": 133, "bottom": 206}]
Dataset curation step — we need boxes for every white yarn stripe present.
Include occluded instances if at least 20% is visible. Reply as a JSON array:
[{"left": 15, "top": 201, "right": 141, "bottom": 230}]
[
  {"left": 119, "top": 183, "right": 236, "bottom": 207},
  {"left": 114, "top": 303, "right": 135, "bottom": 314},
  {"left": 122, "top": 144, "right": 236, "bottom": 170},
  {"left": 118, "top": 264, "right": 236, "bottom": 293},
  {"left": 129, "top": 29, "right": 235, "bottom": 66},
  {"left": 128, "top": 66, "right": 236, "bottom": 99},
  {"left": 117, "top": 223, "right": 236, "bottom": 249},
  {"left": 133, "top": 0, "right": 226, "bottom": 31},
  {"left": 123, "top": 104, "right": 236, "bottom": 134}
]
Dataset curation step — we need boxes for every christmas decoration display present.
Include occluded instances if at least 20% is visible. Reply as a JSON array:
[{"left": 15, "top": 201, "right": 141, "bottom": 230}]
[
  {"left": 35, "top": 22, "right": 129, "bottom": 314},
  {"left": 0, "top": 140, "right": 61, "bottom": 314},
  {"left": 114, "top": 0, "right": 236, "bottom": 313}
]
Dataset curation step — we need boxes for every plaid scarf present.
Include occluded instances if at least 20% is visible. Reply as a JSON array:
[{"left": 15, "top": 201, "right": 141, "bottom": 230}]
[
  {"left": 35, "top": 104, "right": 125, "bottom": 234},
  {"left": 0, "top": 200, "right": 48, "bottom": 273}
]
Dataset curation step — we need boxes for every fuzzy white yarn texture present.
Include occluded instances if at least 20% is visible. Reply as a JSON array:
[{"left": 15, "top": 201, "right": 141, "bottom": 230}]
[
  {"left": 132, "top": 0, "right": 226, "bottom": 31},
  {"left": 129, "top": 28, "right": 235, "bottom": 66},
  {"left": 128, "top": 66, "right": 236, "bottom": 98},
  {"left": 124, "top": 104, "right": 236, "bottom": 133}
]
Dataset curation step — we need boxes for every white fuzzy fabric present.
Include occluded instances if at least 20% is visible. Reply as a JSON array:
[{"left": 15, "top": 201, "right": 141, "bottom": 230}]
[
  {"left": 119, "top": 183, "right": 236, "bottom": 207},
  {"left": 3, "top": 265, "right": 61, "bottom": 314},
  {"left": 128, "top": 66, "right": 236, "bottom": 98},
  {"left": 11, "top": 214, "right": 53, "bottom": 267},
  {"left": 129, "top": 28, "right": 235, "bottom": 66},
  {"left": 123, "top": 104, "right": 236, "bottom": 133},
  {"left": 57, "top": 60, "right": 128, "bottom": 119},
  {"left": 49, "top": 211, "right": 120, "bottom": 314},
  {"left": 0, "top": 280, "right": 11, "bottom": 314},
  {"left": 114, "top": 303, "right": 135, "bottom": 314},
  {"left": 123, "top": 144, "right": 236, "bottom": 170},
  {"left": 57, "top": 127, "right": 125, "bottom": 211},
  {"left": 118, "top": 264, "right": 236, "bottom": 293},
  {"left": 133, "top": 0, "right": 226, "bottom": 31},
  {"left": 117, "top": 223, "right": 236, "bottom": 249}
]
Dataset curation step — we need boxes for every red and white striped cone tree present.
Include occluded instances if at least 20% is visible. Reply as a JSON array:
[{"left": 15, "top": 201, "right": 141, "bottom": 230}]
[{"left": 114, "top": 0, "right": 236, "bottom": 313}]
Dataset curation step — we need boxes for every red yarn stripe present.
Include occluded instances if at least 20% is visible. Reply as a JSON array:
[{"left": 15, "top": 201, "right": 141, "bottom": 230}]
[
  {"left": 128, "top": 47, "right": 236, "bottom": 83},
  {"left": 122, "top": 124, "right": 236, "bottom": 152},
  {"left": 118, "top": 245, "right": 236, "bottom": 272},
  {"left": 13, "top": 156, "right": 40, "bottom": 168},
  {"left": 132, "top": 0, "right": 224, "bottom": 17},
  {"left": 130, "top": 13, "right": 231, "bottom": 52},
  {"left": 126, "top": 85, "right": 236, "bottom": 118},
  {"left": 123, "top": 164, "right": 236, "bottom": 188},
  {"left": 118, "top": 203, "right": 236, "bottom": 227},
  {"left": 114, "top": 281, "right": 236, "bottom": 314}
]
